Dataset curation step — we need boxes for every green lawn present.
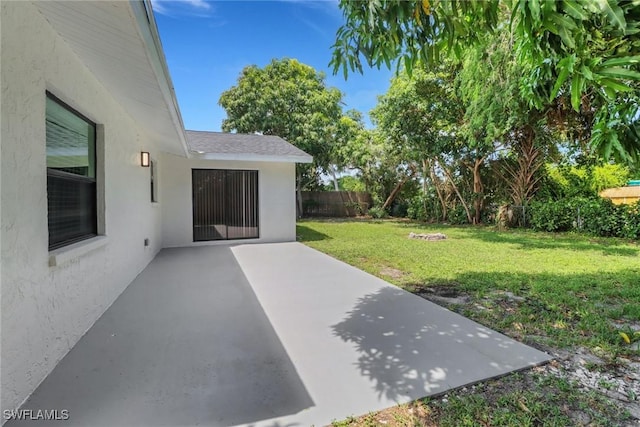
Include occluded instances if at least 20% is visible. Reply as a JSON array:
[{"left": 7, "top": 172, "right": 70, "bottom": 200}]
[{"left": 297, "top": 219, "right": 639, "bottom": 426}]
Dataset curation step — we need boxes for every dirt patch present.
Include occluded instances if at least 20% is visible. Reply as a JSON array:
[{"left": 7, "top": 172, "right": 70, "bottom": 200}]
[
  {"left": 379, "top": 266, "right": 405, "bottom": 280},
  {"left": 546, "top": 347, "right": 640, "bottom": 420},
  {"left": 416, "top": 285, "right": 471, "bottom": 306}
]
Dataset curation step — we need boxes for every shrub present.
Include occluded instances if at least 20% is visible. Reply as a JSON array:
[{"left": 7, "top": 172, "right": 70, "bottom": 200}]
[
  {"left": 620, "top": 201, "right": 640, "bottom": 240},
  {"left": 448, "top": 204, "right": 470, "bottom": 225},
  {"left": 368, "top": 206, "right": 389, "bottom": 219},
  {"left": 391, "top": 200, "right": 409, "bottom": 217},
  {"left": 407, "top": 196, "right": 427, "bottom": 221},
  {"left": 528, "top": 197, "right": 639, "bottom": 239},
  {"left": 529, "top": 199, "right": 575, "bottom": 232},
  {"left": 575, "top": 198, "right": 622, "bottom": 237}
]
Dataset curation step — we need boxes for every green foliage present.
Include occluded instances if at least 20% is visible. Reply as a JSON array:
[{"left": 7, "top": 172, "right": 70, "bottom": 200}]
[
  {"left": 528, "top": 199, "right": 576, "bottom": 232},
  {"left": 337, "top": 175, "right": 366, "bottom": 192},
  {"left": 331, "top": 0, "right": 499, "bottom": 78},
  {"left": 591, "top": 163, "right": 631, "bottom": 192},
  {"left": 447, "top": 204, "right": 472, "bottom": 225},
  {"left": 371, "top": 63, "right": 461, "bottom": 163},
  {"left": 331, "top": 110, "right": 368, "bottom": 172},
  {"left": 368, "top": 206, "right": 389, "bottom": 219},
  {"left": 529, "top": 197, "right": 640, "bottom": 239},
  {"left": 457, "top": 30, "right": 528, "bottom": 150},
  {"left": 332, "top": 0, "right": 640, "bottom": 163},
  {"left": 219, "top": 58, "right": 343, "bottom": 182},
  {"left": 406, "top": 195, "right": 427, "bottom": 221},
  {"left": 543, "top": 163, "right": 631, "bottom": 198}
]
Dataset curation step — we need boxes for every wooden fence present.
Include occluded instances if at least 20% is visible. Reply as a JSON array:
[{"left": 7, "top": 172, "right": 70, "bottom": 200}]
[{"left": 300, "top": 191, "right": 373, "bottom": 217}]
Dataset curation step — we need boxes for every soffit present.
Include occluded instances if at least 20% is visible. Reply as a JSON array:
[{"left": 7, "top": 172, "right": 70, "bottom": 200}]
[{"left": 35, "top": 1, "right": 188, "bottom": 156}]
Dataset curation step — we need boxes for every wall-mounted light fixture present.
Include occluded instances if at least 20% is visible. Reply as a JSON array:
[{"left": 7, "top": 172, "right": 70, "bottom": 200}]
[{"left": 141, "top": 151, "right": 150, "bottom": 167}]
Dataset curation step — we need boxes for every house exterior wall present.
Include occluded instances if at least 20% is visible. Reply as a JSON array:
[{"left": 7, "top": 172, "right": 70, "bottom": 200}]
[
  {"left": 600, "top": 187, "right": 640, "bottom": 205},
  {"left": 1, "top": 2, "right": 165, "bottom": 415},
  {"left": 161, "top": 153, "right": 297, "bottom": 247}
]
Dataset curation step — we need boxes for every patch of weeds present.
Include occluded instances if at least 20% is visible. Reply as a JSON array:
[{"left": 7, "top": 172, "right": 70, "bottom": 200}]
[
  {"left": 331, "top": 401, "right": 437, "bottom": 427},
  {"left": 431, "top": 372, "right": 629, "bottom": 427},
  {"left": 331, "top": 415, "right": 358, "bottom": 426},
  {"left": 333, "top": 371, "right": 632, "bottom": 426}
]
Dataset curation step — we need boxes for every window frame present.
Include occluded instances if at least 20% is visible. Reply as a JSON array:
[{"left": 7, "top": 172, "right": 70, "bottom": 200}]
[{"left": 46, "top": 91, "right": 99, "bottom": 251}]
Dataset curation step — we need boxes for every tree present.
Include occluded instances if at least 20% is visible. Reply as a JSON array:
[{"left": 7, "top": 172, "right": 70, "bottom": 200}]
[
  {"left": 219, "top": 58, "right": 343, "bottom": 214},
  {"left": 371, "top": 63, "right": 464, "bottom": 220},
  {"left": 331, "top": 0, "right": 640, "bottom": 163},
  {"left": 329, "top": 110, "right": 367, "bottom": 190},
  {"left": 456, "top": 29, "right": 552, "bottom": 222}
]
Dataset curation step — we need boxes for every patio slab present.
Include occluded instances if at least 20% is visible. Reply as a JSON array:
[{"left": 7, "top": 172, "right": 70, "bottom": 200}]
[
  {"left": 7, "top": 243, "right": 550, "bottom": 427},
  {"left": 231, "top": 243, "right": 550, "bottom": 426}
]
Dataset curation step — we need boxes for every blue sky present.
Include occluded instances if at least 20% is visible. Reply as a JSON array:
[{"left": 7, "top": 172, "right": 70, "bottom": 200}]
[{"left": 151, "top": 0, "right": 393, "bottom": 131}]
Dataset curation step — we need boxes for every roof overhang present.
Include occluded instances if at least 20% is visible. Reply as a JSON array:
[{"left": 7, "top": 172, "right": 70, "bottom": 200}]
[
  {"left": 189, "top": 151, "right": 314, "bottom": 163},
  {"left": 34, "top": 1, "right": 189, "bottom": 157}
]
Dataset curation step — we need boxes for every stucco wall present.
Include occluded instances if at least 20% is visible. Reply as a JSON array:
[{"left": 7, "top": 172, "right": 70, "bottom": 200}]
[
  {"left": 161, "top": 153, "right": 297, "bottom": 247},
  {"left": 1, "top": 2, "right": 165, "bottom": 415}
]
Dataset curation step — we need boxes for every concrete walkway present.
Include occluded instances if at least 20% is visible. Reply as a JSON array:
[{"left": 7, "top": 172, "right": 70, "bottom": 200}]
[{"left": 9, "top": 243, "right": 550, "bottom": 427}]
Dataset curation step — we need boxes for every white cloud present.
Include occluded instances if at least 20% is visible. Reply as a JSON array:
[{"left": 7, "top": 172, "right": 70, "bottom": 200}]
[
  {"left": 185, "top": 0, "right": 212, "bottom": 10},
  {"left": 279, "top": 0, "right": 341, "bottom": 18},
  {"left": 151, "top": 0, "right": 215, "bottom": 17}
]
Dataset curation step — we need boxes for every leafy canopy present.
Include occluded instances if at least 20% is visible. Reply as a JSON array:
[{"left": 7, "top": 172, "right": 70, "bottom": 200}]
[
  {"left": 219, "top": 58, "right": 343, "bottom": 169},
  {"left": 331, "top": 0, "right": 640, "bottom": 162},
  {"left": 371, "top": 62, "right": 462, "bottom": 162}
]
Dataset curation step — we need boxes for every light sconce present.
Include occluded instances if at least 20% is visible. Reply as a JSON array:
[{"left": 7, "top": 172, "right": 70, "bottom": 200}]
[{"left": 141, "top": 151, "right": 150, "bottom": 167}]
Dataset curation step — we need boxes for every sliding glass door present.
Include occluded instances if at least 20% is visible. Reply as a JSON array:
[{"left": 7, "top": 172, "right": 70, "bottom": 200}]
[{"left": 192, "top": 169, "right": 259, "bottom": 241}]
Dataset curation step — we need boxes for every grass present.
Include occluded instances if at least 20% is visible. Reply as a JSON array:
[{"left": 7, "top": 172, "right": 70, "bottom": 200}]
[{"left": 296, "top": 219, "right": 640, "bottom": 426}]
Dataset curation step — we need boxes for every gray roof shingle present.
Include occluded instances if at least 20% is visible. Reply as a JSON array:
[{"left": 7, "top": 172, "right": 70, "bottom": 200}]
[{"left": 185, "top": 130, "right": 312, "bottom": 163}]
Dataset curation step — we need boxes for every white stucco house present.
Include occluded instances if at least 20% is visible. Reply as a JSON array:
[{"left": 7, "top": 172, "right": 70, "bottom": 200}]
[{"left": 0, "top": 0, "right": 311, "bottom": 419}]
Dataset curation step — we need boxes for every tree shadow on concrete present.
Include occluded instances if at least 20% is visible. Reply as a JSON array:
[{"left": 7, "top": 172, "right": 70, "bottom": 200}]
[{"left": 331, "top": 287, "right": 546, "bottom": 403}]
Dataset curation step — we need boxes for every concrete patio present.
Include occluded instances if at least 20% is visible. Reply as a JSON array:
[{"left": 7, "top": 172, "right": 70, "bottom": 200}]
[{"left": 8, "top": 243, "right": 550, "bottom": 427}]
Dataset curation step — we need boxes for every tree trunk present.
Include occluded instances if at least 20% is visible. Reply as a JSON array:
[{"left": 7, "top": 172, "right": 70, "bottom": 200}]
[
  {"left": 439, "top": 158, "right": 473, "bottom": 223},
  {"left": 381, "top": 176, "right": 408, "bottom": 211},
  {"left": 421, "top": 159, "right": 429, "bottom": 218},
  {"left": 381, "top": 164, "right": 417, "bottom": 211},
  {"left": 509, "top": 125, "right": 543, "bottom": 206},
  {"left": 428, "top": 158, "right": 447, "bottom": 221},
  {"left": 471, "top": 157, "right": 485, "bottom": 224},
  {"left": 330, "top": 166, "right": 340, "bottom": 191}
]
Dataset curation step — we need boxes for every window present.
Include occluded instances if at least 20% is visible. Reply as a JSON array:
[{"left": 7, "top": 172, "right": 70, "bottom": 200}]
[
  {"left": 192, "top": 169, "right": 259, "bottom": 241},
  {"left": 46, "top": 93, "right": 97, "bottom": 250},
  {"left": 150, "top": 160, "right": 157, "bottom": 203}
]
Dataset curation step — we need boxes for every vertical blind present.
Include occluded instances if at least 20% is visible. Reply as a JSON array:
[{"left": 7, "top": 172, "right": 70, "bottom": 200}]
[
  {"left": 46, "top": 93, "right": 97, "bottom": 250},
  {"left": 192, "top": 169, "right": 259, "bottom": 241}
]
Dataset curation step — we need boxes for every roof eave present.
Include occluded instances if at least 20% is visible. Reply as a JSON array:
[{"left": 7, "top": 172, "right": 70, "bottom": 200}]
[
  {"left": 189, "top": 152, "right": 313, "bottom": 164},
  {"left": 132, "top": 0, "right": 189, "bottom": 157}
]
